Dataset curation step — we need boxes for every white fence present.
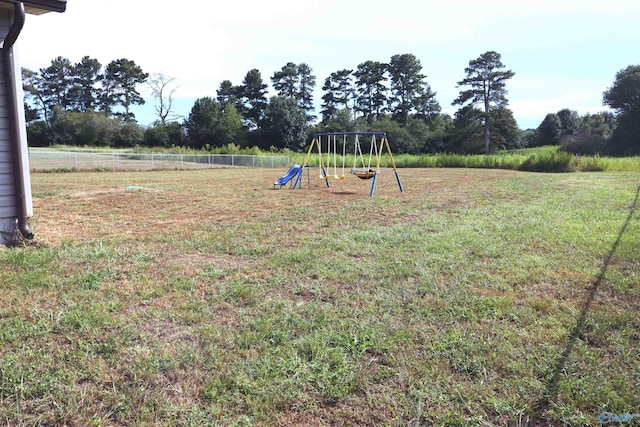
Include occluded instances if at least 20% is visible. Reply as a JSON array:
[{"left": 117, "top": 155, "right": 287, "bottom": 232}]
[{"left": 28, "top": 151, "right": 290, "bottom": 171}]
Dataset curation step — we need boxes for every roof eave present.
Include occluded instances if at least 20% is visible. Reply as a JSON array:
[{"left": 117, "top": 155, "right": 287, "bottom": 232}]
[{"left": 18, "top": 0, "right": 67, "bottom": 15}]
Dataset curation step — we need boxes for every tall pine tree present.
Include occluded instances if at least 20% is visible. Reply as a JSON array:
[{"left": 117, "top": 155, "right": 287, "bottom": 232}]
[{"left": 453, "top": 51, "right": 515, "bottom": 153}]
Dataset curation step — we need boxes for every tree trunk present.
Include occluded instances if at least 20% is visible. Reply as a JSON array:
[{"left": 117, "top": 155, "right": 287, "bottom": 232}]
[
  {"left": 483, "top": 116, "right": 490, "bottom": 153},
  {"left": 484, "top": 85, "right": 490, "bottom": 153}
]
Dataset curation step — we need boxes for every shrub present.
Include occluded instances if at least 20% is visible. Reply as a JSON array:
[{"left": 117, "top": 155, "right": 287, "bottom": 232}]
[{"left": 518, "top": 151, "right": 576, "bottom": 172}]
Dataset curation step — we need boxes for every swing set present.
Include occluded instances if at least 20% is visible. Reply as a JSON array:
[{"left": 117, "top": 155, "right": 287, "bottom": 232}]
[{"left": 294, "top": 132, "right": 404, "bottom": 197}]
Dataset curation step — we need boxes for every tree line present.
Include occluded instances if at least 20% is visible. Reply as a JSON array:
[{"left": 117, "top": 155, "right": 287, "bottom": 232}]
[{"left": 23, "top": 52, "right": 640, "bottom": 155}]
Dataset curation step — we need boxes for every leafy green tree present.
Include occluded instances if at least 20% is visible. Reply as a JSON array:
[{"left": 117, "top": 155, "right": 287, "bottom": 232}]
[
  {"left": 23, "top": 55, "right": 155, "bottom": 148},
  {"left": 556, "top": 108, "right": 579, "bottom": 137},
  {"left": 40, "top": 56, "right": 73, "bottom": 110},
  {"left": 216, "top": 80, "right": 241, "bottom": 108},
  {"left": 367, "top": 115, "right": 441, "bottom": 155},
  {"left": 535, "top": 113, "right": 562, "bottom": 146},
  {"left": 353, "top": 60, "right": 388, "bottom": 125},
  {"left": 577, "top": 112, "right": 616, "bottom": 137},
  {"left": 394, "top": 117, "right": 430, "bottom": 154},
  {"left": 387, "top": 54, "right": 438, "bottom": 124},
  {"left": 603, "top": 65, "right": 640, "bottom": 154},
  {"left": 447, "top": 105, "right": 487, "bottom": 153},
  {"left": 446, "top": 106, "right": 518, "bottom": 153},
  {"left": 414, "top": 89, "right": 442, "bottom": 123},
  {"left": 23, "top": 57, "right": 74, "bottom": 122},
  {"left": 100, "top": 58, "right": 148, "bottom": 121},
  {"left": 453, "top": 51, "right": 515, "bottom": 153},
  {"left": 25, "top": 120, "right": 49, "bottom": 146},
  {"left": 271, "top": 62, "right": 316, "bottom": 123},
  {"left": 144, "top": 122, "right": 185, "bottom": 147},
  {"left": 114, "top": 121, "right": 144, "bottom": 147},
  {"left": 69, "top": 56, "right": 101, "bottom": 112},
  {"left": 143, "top": 123, "right": 170, "bottom": 147},
  {"left": 164, "top": 121, "right": 186, "bottom": 146},
  {"left": 24, "top": 102, "right": 40, "bottom": 123},
  {"left": 22, "top": 67, "right": 49, "bottom": 122},
  {"left": 184, "top": 97, "right": 244, "bottom": 149},
  {"left": 561, "top": 112, "right": 615, "bottom": 155},
  {"left": 320, "top": 82, "right": 339, "bottom": 122},
  {"left": 237, "top": 69, "right": 268, "bottom": 130},
  {"left": 520, "top": 129, "right": 537, "bottom": 148},
  {"left": 487, "top": 108, "right": 521, "bottom": 150},
  {"left": 321, "top": 69, "right": 353, "bottom": 122},
  {"left": 271, "top": 62, "right": 299, "bottom": 98},
  {"left": 25, "top": 56, "right": 100, "bottom": 120},
  {"left": 419, "top": 113, "right": 452, "bottom": 153},
  {"left": 262, "top": 96, "right": 308, "bottom": 150},
  {"left": 48, "top": 108, "right": 121, "bottom": 147},
  {"left": 370, "top": 115, "right": 414, "bottom": 153},
  {"left": 297, "top": 63, "right": 316, "bottom": 122},
  {"left": 603, "top": 65, "right": 640, "bottom": 114},
  {"left": 312, "top": 108, "right": 357, "bottom": 135}
]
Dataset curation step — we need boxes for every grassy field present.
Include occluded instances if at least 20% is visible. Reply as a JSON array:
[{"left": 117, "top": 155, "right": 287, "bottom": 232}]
[{"left": 1, "top": 167, "right": 639, "bottom": 426}]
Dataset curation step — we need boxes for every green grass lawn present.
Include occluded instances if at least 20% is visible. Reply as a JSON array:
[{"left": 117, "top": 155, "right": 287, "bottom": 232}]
[{"left": 1, "top": 168, "right": 638, "bottom": 426}]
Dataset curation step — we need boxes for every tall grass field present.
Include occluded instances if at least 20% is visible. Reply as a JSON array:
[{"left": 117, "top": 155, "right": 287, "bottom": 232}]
[{"left": 1, "top": 167, "right": 638, "bottom": 426}]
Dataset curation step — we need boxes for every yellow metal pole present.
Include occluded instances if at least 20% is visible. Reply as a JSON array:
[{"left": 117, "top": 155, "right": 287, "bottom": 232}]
[
  {"left": 383, "top": 137, "right": 399, "bottom": 170},
  {"left": 374, "top": 136, "right": 385, "bottom": 171},
  {"left": 301, "top": 136, "right": 330, "bottom": 186},
  {"left": 301, "top": 137, "right": 317, "bottom": 168},
  {"left": 383, "top": 137, "right": 404, "bottom": 193}
]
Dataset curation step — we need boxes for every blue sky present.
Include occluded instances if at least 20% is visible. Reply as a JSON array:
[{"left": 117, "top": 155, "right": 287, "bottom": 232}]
[{"left": 17, "top": 0, "right": 640, "bottom": 129}]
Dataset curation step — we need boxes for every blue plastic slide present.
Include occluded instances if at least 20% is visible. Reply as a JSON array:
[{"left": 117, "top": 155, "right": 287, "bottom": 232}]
[{"left": 274, "top": 164, "right": 302, "bottom": 188}]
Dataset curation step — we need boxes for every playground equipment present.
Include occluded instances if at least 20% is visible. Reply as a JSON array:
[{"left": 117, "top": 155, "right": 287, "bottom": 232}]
[
  {"left": 294, "top": 132, "right": 404, "bottom": 197},
  {"left": 273, "top": 163, "right": 303, "bottom": 189}
]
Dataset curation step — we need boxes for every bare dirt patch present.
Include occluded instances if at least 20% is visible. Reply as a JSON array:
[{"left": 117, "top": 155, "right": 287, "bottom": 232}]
[{"left": 29, "top": 167, "right": 530, "bottom": 248}]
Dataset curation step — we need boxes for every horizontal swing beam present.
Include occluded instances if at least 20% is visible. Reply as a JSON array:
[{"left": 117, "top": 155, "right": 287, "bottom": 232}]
[{"left": 313, "top": 132, "right": 387, "bottom": 138}]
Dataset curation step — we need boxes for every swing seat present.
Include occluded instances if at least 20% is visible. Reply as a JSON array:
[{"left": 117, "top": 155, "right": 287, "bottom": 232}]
[
  {"left": 351, "top": 169, "right": 376, "bottom": 180},
  {"left": 320, "top": 174, "right": 345, "bottom": 180}
]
